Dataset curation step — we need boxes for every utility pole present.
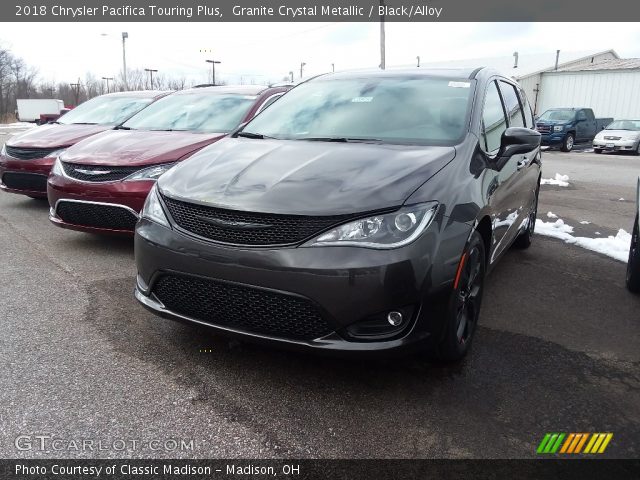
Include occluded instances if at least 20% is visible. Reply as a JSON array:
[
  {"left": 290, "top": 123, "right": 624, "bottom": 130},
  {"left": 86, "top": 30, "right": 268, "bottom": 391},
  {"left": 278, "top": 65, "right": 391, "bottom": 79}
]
[
  {"left": 379, "top": 0, "right": 386, "bottom": 70},
  {"left": 300, "top": 62, "right": 306, "bottom": 79},
  {"left": 206, "top": 59, "right": 221, "bottom": 85},
  {"left": 289, "top": 71, "right": 294, "bottom": 83},
  {"left": 70, "top": 78, "right": 81, "bottom": 105},
  {"left": 102, "top": 77, "right": 114, "bottom": 93},
  {"left": 122, "top": 32, "right": 128, "bottom": 89},
  {"left": 416, "top": 56, "right": 420, "bottom": 67},
  {"left": 331, "top": 63, "right": 335, "bottom": 72},
  {"left": 144, "top": 68, "right": 158, "bottom": 89}
]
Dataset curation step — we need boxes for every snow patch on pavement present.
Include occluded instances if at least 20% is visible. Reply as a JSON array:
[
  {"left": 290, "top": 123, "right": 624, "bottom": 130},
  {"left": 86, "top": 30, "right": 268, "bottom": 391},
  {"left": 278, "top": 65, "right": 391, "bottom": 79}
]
[
  {"left": 541, "top": 173, "right": 570, "bottom": 187},
  {"left": 580, "top": 221, "right": 591, "bottom": 225},
  {"left": 546, "top": 212, "right": 558, "bottom": 219},
  {"left": 536, "top": 219, "right": 631, "bottom": 263}
]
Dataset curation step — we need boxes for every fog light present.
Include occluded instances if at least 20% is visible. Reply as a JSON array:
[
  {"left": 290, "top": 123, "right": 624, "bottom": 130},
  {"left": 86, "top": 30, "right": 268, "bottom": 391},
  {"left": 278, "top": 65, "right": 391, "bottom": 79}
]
[{"left": 387, "top": 311, "right": 403, "bottom": 326}]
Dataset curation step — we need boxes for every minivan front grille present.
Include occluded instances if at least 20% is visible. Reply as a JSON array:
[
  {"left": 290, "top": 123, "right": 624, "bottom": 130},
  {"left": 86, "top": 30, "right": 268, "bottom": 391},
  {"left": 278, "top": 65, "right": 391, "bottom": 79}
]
[
  {"left": 61, "top": 162, "right": 143, "bottom": 182},
  {"left": 161, "top": 195, "right": 355, "bottom": 246},
  {"left": 152, "top": 274, "right": 333, "bottom": 341},
  {"left": 4, "top": 146, "right": 60, "bottom": 160}
]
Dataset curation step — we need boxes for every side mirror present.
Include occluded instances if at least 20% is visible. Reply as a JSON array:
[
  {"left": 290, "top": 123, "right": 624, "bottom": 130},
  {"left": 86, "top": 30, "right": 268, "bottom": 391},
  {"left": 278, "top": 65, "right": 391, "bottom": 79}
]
[{"left": 497, "top": 127, "right": 541, "bottom": 159}]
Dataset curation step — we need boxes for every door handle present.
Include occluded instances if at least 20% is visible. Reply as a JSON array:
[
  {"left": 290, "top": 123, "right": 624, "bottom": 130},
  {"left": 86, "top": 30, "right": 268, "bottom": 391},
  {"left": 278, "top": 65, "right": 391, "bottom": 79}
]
[{"left": 517, "top": 159, "right": 528, "bottom": 170}]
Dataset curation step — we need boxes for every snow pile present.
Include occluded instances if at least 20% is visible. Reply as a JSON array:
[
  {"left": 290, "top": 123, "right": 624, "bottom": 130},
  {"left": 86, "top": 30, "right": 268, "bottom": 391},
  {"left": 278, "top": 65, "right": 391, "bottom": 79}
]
[
  {"left": 541, "top": 173, "right": 570, "bottom": 187},
  {"left": 580, "top": 221, "right": 591, "bottom": 225},
  {"left": 536, "top": 219, "right": 631, "bottom": 263},
  {"left": 546, "top": 212, "right": 558, "bottom": 219}
]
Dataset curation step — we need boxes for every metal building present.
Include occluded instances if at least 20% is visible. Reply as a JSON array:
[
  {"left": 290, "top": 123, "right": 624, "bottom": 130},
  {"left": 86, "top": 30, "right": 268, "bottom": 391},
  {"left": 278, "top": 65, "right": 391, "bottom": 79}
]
[{"left": 526, "top": 59, "right": 640, "bottom": 119}]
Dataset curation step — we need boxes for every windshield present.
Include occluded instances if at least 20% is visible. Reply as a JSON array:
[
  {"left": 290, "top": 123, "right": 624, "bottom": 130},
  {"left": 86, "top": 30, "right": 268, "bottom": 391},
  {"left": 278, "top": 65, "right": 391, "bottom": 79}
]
[
  {"left": 242, "top": 76, "right": 474, "bottom": 145},
  {"left": 605, "top": 120, "right": 640, "bottom": 131},
  {"left": 538, "top": 109, "right": 575, "bottom": 122},
  {"left": 122, "top": 93, "right": 257, "bottom": 133},
  {"left": 58, "top": 95, "right": 154, "bottom": 125}
]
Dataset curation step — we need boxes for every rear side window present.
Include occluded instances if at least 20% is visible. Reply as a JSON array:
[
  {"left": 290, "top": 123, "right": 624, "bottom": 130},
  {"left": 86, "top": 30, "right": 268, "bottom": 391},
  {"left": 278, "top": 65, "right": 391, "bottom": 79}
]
[
  {"left": 577, "top": 110, "right": 588, "bottom": 121},
  {"left": 481, "top": 81, "right": 507, "bottom": 154},
  {"left": 498, "top": 81, "right": 525, "bottom": 128}
]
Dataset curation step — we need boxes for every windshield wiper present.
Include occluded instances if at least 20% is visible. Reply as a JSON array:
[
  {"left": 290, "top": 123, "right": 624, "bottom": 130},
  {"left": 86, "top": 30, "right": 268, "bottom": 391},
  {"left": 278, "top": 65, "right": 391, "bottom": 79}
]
[
  {"left": 300, "top": 137, "right": 384, "bottom": 143},
  {"left": 236, "top": 131, "right": 274, "bottom": 139},
  {"left": 114, "top": 125, "right": 133, "bottom": 130},
  {"left": 71, "top": 122, "right": 98, "bottom": 125}
]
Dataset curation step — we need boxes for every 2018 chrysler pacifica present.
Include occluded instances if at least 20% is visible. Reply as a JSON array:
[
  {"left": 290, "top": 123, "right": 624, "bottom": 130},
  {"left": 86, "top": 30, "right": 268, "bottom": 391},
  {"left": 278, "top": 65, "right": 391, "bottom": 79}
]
[{"left": 134, "top": 68, "right": 542, "bottom": 361}]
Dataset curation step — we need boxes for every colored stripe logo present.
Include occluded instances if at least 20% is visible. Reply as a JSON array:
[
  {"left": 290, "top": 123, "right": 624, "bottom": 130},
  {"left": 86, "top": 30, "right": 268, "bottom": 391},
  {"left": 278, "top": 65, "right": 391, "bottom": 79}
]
[{"left": 537, "top": 433, "right": 613, "bottom": 454}]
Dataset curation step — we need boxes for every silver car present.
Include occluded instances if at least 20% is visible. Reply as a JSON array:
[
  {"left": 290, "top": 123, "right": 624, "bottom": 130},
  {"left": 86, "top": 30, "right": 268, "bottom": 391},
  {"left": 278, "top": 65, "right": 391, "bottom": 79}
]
[{"left": 593, "top": 119, "right": 640, "bottom": 154}]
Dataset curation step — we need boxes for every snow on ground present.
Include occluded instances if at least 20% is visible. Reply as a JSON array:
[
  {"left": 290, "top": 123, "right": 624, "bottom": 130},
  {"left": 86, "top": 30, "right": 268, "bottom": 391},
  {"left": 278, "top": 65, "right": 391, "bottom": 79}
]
[
  {"left": 580, "top": 221, "right": 591, "bottom": 225},
  {"left": 536, "top": 219, "right": 631, "bottom": 263},
  {"left": 546, "top": 212, "right": 558, "bottom": 219},
  {"left": 541, "top": 173, "right": 570, "bottom": 187}
]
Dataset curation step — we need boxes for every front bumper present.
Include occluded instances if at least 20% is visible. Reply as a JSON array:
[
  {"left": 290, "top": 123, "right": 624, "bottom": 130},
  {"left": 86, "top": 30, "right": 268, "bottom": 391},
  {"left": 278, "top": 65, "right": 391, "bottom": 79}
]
[
  {"left": 134, "top": 214, "right": 472, "bottom": 355},
  {"left": 593, "top": 139, "right": 638, "bottom": 151},
  {"left": 539, "top": 132, "right": 566, "bottom": 146},
  {"left": 0, "top": 155, "right": 55, "bottom": 198},
  {"left": 47, "top": 172, "right": 155, "bottom": 234}
]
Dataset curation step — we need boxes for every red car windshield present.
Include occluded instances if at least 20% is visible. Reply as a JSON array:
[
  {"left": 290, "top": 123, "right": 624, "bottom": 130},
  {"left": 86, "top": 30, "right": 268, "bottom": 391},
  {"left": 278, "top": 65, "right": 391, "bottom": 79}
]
[
  {"left": 122, "top": 93, "right": 257, "bottom": 133},
  {"left": 58, "top": 96, "right": 154, "bottom": 125}
]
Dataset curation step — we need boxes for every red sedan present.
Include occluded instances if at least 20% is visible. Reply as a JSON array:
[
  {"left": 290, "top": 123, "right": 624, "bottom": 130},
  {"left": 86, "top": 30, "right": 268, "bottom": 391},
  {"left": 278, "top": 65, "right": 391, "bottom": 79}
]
[
  {"left": 47, "top": 85, "right": 289, "bottom": 234},
  {"left": 0, "top": 91, "right": 169, "bottom": 198}
]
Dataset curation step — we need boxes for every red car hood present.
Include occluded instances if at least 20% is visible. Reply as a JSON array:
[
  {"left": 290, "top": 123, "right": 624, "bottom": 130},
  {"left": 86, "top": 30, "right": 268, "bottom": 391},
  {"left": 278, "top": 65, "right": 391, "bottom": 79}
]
[
  {"left": 7, "top": 124, "right": 111, "bottom": 148},
  {"left": 61, "top": 130, "right": 227, "bottom": 167}
]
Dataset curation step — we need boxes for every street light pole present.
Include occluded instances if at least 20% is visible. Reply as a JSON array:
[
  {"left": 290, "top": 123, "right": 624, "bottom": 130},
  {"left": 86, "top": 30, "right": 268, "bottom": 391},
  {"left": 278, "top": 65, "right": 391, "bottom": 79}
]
[
  {"left": 122, "top": 32, "right": 128, "bottom": 89},
  {"left": 416, "top": 56, "right": 420, "bottom": 67},
  {"left": 300, "top": 62, "right": 306, "bottom": 79},
  {"left": 289, "top": 71, "right": 294, "bottom": 83},
  {"left": 144, "top": 68, "right": 158, "bottom": 89},
  {"left": 102, "top": 77, "right": 114, "bottom": 93},
  {"left": 70, "top": 79, "right": 81, "bottom": 104},
  {"left": 379, "top": 0, "right": 386, "bottom": 70},
  {"left": 206, "top": 59, "right": 221, "bottom": 85},
  {"left": 331, "top": 63, "right": 335, "bottom": 72}
]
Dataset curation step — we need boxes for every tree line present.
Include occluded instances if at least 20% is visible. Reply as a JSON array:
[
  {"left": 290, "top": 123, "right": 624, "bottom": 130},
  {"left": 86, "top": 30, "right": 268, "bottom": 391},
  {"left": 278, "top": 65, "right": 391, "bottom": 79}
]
[{"left": 0, "top": 44, "right": 200, "bottom": 122}]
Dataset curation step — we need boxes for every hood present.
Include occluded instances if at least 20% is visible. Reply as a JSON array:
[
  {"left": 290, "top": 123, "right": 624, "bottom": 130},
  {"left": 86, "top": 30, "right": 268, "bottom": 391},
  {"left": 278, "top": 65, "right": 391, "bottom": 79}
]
[
  {"left": 536, "top": 119, "right": 569, "bottom": 126},
  {"left": 7, "top": 123, "right": 111, "bottom": 148},
  {"left": 61, "top": 130, "right": 226, "bottom": 167},
  {"left": 596, "top": 129, "right": 640, "bottom": 139},
  {"left": 158, "top": 137, "right": 456, "bottom": 215}
]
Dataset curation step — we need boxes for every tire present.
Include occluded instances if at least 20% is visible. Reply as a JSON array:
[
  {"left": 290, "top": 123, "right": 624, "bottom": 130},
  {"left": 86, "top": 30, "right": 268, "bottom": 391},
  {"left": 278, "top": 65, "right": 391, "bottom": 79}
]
[
  {"left": 626, "top": 215, "right": 640, "bottom": 293},
  {"left": 594, "top": 148, "right": 603, "bottom": 154},
  {"left": 430, "top": 230, "right": 486, "bottom": 362},
  {"left": 561, "top": 133, "right": 575, "bottom": 152},
  {"left": 635, "top": 142, "right": 640, "bottom": 156},
  {"left": 514, "top": 183, "right": 539, "bottom": 249}
]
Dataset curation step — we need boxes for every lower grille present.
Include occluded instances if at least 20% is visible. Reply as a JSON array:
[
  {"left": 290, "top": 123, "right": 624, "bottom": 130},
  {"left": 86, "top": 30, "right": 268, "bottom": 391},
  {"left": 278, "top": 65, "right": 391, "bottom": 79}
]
[
  {"left": 61, "top": 162, "right": 143, "bottom": 182},
  {"left": 5, "top": 145, "right": 60, "bottom": 160},
  {"left": 56, "top": 201, "right": 138, "bottom": 231},
  {"left": 2, "top": 172, "right": 48, "bottom": 192},
  {"left": 152, "top": 274, "right": 332, "bottom": 341}
]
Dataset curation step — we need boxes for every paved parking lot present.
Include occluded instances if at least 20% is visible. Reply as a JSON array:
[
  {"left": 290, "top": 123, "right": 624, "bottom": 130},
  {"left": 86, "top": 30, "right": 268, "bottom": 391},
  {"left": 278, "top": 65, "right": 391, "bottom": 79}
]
[{"left": 1, "top": 132, "right": 639, "bottom": 459}]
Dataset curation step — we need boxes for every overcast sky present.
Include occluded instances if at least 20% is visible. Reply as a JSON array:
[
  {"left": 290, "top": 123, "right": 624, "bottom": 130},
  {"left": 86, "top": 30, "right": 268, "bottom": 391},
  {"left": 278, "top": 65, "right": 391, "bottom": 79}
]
[{"left": 1, "top": 22, "right": 639, "bottom": 85}]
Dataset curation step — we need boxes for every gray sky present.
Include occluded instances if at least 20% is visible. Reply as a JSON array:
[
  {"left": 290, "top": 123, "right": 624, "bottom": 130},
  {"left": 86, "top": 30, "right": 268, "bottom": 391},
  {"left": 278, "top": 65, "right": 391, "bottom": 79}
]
[{"left": 1, "top": 22, "right": 639, "bottom": 85}]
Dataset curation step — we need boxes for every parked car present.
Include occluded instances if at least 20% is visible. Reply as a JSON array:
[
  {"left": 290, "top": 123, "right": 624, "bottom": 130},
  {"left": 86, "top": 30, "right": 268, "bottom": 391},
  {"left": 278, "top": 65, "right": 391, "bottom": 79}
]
[
  {"left": 627, "top": 177, "right": 640, "bottom": 293},
  {"left": 535, "top": 108, "right": 612, "bottom": 152},
  {"left": 48, "top": 85, "right": 289, "bottom": 234},
  {"left": 593, "top": 119, "right": 640, "bottom": 155},
  {"left": 1, "top": 91, "right": 169, "bottom": 199},
  {"left": 16, "top": 99, "right": 65, "bottom": 124},
  {"left": 133, "top": 68, "right": 542, "bottom": 361}
]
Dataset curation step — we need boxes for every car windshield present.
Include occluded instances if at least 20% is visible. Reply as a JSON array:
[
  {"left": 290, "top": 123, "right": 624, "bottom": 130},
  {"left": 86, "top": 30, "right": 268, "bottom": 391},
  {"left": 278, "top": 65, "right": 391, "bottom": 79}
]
[
  {"left": 538, "top": 109, "right": 576, "bottom": 122},
  {"left": 58, "top": 95, "right": 154, "bottom": 125},
  {"left": 605, "top": 120, "right": 640, "bottom": 131},
  {"left": 122, "top": 92, "right": 257, "bottom": 133},
  {"left": 242, "top": 76, "right": 474, "bottom": 145}
]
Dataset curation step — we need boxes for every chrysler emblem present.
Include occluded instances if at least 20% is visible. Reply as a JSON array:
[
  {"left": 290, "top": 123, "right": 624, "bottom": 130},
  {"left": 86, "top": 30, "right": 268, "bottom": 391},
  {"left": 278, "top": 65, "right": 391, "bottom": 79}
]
[{"left": 196, "top": 216, "right": 272, "bottom": 230}]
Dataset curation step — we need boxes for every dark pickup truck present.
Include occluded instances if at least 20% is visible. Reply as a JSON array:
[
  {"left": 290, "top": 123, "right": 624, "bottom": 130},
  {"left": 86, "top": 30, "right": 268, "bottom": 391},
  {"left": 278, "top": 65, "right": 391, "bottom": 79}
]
[{"left": 535, "top": 108, "right": 613, "bottom": 152}]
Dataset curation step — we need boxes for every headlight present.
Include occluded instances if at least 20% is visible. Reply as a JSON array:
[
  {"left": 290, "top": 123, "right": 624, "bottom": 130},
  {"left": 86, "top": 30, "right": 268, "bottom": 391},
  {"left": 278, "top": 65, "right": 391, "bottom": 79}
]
[
  {"left": 305, "top": 202, "right": 438, "bottom": 249},
  {"left": 51, "top": 157, "right": 65, "bottom": 176},
  {"left": 141, "top": 184, "right": 170, "bottom": 228},
  {"left": 125, "top": 162, "right": 176, "bottom": 181},
  {"left": 626, "top": 133, "right": 640, "bottom": 141},
  {"left": 553, "top": 125, "right": 564, "bottom": 132}
]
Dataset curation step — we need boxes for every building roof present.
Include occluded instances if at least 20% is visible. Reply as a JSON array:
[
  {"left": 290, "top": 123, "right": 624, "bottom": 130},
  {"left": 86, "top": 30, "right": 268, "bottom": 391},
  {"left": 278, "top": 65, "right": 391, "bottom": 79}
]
[
  {"left": 553, "top": 58, "right": 640, "bottom": 72},
  {"left": 389, "top": 49, "right": 619, "bottom": 79}
]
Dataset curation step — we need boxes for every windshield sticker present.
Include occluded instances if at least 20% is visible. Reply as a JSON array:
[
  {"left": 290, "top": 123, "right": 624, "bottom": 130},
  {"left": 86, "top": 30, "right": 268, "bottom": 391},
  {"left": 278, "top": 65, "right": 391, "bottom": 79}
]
[
  {"left": 448, "top": 81, "right": 471, "bottom": 88},
  {"left": 351, "top": 97, "right": 373, "bottom": 103}
]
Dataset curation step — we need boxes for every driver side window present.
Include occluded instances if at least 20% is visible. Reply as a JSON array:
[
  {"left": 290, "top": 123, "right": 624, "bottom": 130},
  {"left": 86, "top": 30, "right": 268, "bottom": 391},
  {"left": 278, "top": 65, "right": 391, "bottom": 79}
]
[{"left": 481, "top": 81, "right": 507, "bottom": 155}]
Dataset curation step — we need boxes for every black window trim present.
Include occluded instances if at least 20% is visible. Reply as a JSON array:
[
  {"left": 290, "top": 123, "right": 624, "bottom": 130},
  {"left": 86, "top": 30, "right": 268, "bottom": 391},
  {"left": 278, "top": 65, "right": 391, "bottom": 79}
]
[
  {"left": 480, "top": 78, "right": 509, "bottom": 156},
  {"left": 498, "top": 79, "right": 527, "bottom": 129}
]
